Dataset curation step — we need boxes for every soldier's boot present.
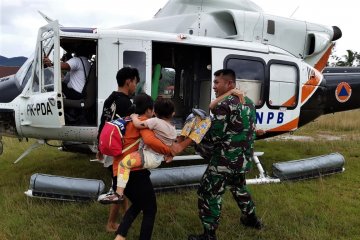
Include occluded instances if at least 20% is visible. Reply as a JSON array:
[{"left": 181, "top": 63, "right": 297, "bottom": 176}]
[
  {"left": 188, "top": 229, "right": 217, "bottom": 240},
  {"left": 240, "top": 213, "right": 263, "bottom": 230}
]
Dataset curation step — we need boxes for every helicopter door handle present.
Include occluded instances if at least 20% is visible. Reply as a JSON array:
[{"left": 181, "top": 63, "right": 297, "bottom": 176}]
[{"left": 48, "top": 97, "right": 56, "bottom": 106}]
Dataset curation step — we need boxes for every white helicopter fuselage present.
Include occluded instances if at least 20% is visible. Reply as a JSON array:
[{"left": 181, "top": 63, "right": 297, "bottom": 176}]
[
  {"left": 0, "top": 20, "right": 325, "bottom": 144},
  {"left": 1, "top": 0, "right": 358, "bottom": 187},
  {"left": 1, "top": 0, "right": 355, "bottom": 155}
]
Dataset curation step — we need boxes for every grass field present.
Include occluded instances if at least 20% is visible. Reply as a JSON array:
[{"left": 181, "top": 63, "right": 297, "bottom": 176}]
[{"left": 0, "top": 110, "right": 359, "bottom": 240}]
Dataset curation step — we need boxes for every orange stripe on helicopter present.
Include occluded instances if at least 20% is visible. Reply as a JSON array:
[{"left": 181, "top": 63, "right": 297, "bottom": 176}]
[
  {"left": 301, "top": 70, "right": 323, "bottom": 104},
  {"left": 300, "top": 45, "right": 333, "bottom": 104},
  {"left": 301, "top": 83, "right": 319, "bottom": 104},
  {"left": 314, "top": 44, "right": 334, "bottom": 72},
  {"left": 281, "top": 95, "right": 296, "bottom": 107},
  {"left": 267, "top": 117, "right": 299, "bottom": 132}
]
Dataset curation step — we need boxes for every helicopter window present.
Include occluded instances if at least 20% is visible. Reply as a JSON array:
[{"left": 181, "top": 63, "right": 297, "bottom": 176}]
[
  {"left": 41, "top": 39, "right": 55, "bottom": 92},
  {"left": 124, "top": 51, "right": 146, "bottom": 93},
  {"left": 267, "top": 20, "right": 275, "bottom": 35},
  {"left": 157, "top": 68, "right": 175, "bottom": 99},
  {"left": 41, "top": 29, "right": 55, "bottom": 56},
  {"left": 32, "top": 30, "right": 55, "bottom": 93},
  {"left": 32, "top": 56, "right": 40, "bottom": 93},
  {"left": 226, "top": 58, "right": 265, "bottom": 106},
  {"left": 269, "top": 63, "right": 298, "bottom": 107}
]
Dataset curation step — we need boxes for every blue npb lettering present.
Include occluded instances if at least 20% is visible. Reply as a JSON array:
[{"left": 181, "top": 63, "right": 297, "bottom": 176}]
[
  {"left": 277, "top": 112, "right": 284, "bottom": 124},
  {"left": 256, "top": 112, "right": 263, "bottom": 124},
  {"left": 267, "top": 112, "right": 274, "bottom": 124}
]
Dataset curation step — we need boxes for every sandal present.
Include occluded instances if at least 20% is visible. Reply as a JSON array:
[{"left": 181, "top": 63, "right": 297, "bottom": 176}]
[{"left": 99, "top": 192, "right": 124, "bottom": 204}]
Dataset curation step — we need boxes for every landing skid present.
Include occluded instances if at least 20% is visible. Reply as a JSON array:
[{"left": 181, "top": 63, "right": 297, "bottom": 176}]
[
  {"left": 150, "top": 152, "right": 281, "bottom": 190},
  {"left": 150, "top": 152, "right": 345, "bottom": 190},
  {"left": 246, "top": 152, "right": 281, "bottom": 185},
  {"left": 13, "top": 140, "right": 45, "bottom": 164},
  {"left": 172, "top": 152, "right": 282, "bottom": 185}
]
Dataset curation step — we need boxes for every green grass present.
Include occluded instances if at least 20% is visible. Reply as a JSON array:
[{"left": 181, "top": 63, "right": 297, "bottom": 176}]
[
  {"left": 0, "top": 110, "right": 360, "bottom": 240},
  {"left": 296, "top": 109, "right": 360, "bottom": 135}
]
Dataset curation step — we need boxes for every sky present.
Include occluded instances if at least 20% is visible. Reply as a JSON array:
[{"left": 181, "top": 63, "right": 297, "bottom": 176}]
[{"left": 0, "top": 0, "right": 357, "bottom": 59}]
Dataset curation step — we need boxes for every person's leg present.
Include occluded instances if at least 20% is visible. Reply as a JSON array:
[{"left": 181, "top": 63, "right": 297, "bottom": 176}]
[
  {"left": 62, "top": 82, "right": 83, "bottom": 99},
  {"left": 117, "top": 151, "right": 143, "bottom": 196},
  {"left": 62, "top": 83, "right": 83, "bottom": 124},
  {"left": 119, "top": 198, "right": 129, "bottom": 216},
  {"left": 114, "top": 235, "right": 125, "bottom": 240},
  {"left": 137, "top": 177, "right": 157, "bottom": 240},
  {"left": 229, "top": 172, "right": 262, "bottom": 229},
  {"left": 115, "top": 195, "right": 155, "bottom": 240},
  {"left": 198, "top": 167, "right": 226, "bottom": 232},
  {"left": 188, "top": 166, "right": 226, "bottom": 240},
  {"left": 107, "top": 204, "right": 121, "bottom": 232},
  {"left": 115, "top": 170, "right": 141, "bottom": 238},
  {"left": 106, "top": 175, "right": 122, "bottom": 232},
  {"left": 119, "top": 170, "right": 156, "bottom": 240},
  {"left": 116, "top": 204, "right": 142, "bottom": 238},
  {"left": 229, "top": 173, "right": 255, "bottom": 215}
]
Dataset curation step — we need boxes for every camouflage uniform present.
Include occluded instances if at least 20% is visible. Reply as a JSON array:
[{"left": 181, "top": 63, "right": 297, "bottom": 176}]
[{"left": 197, "top": 95, "right": 257, "bottom": 232}]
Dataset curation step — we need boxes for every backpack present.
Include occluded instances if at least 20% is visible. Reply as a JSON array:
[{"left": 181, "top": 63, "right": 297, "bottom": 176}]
[{"left": 98, "top": 117, "right": 139, "bottom": 157}]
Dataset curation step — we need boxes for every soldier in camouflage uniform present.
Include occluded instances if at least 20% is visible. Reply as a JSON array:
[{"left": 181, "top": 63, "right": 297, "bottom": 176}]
[{"left": 188, "top": 69, "right": 262, "bottom": 240}]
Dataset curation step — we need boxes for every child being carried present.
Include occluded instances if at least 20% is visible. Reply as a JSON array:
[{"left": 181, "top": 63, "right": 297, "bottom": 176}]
[{"left": 100, "top": 98, "right": 177, "bottom": 203}]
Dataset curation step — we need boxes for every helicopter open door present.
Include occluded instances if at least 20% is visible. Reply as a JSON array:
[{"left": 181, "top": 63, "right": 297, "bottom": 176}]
[{"left": 19, "top": 21, "right": 65, "bottom": 130}]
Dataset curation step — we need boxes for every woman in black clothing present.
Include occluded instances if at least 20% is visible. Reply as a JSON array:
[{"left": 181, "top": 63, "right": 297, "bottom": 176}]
[
  {"left": 114, "top": 93, "right": 172, "bottom": 240},
  {"left": 116, "top": 170, "right": 157, "bottom": 240}
]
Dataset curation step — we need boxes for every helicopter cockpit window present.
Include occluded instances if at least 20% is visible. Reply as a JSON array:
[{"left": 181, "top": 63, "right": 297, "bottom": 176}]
[
  {"left": 32, "top": 56, "right": 40, "bottom": 93},
  {"left": 33, "top": 29, "right": 55, "bottom": 93},
  {"left": 226, "top": 58, "right": 265, "bottom": 106},
  {"left": 269, "top": 63, "right": 298, "bottom": 108},
  {"left": 124, "top": 51, "right": 146, "bottom": 93},
  {"left": 41, "top": 33, "right": 55, "bottom": 92}
]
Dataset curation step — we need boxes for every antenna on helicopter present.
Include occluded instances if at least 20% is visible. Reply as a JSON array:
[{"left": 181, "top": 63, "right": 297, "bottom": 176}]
[
  {"left": 289, "top": 6, "right": 299, "bottom": 18},
  {"left": 38, "top": 10, "right": 63, "bottom": 26}
]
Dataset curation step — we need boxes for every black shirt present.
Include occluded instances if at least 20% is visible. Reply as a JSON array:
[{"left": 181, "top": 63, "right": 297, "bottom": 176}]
[{"left": 97, "top": 91, "right": 134, "bottom": 141}]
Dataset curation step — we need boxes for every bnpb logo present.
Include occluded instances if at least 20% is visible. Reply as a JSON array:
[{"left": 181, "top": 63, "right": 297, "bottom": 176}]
[{"left": 335, "top": 82, "right": 352, "bottom": 103}]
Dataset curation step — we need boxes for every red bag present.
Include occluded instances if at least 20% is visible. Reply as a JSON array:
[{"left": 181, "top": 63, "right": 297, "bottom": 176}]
[{"left": 98, "top": 118, "right": 128, "bottom": 157}]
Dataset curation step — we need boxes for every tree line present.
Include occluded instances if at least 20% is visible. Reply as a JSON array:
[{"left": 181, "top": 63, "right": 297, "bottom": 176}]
[{"left": 328, "top": 49, "right": 360, "bottom": 67}]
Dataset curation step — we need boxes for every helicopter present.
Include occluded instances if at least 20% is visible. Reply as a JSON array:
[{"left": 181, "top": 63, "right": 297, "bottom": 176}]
[{"left": 0, "top": 0, "right": 358, "bottom": 186}]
